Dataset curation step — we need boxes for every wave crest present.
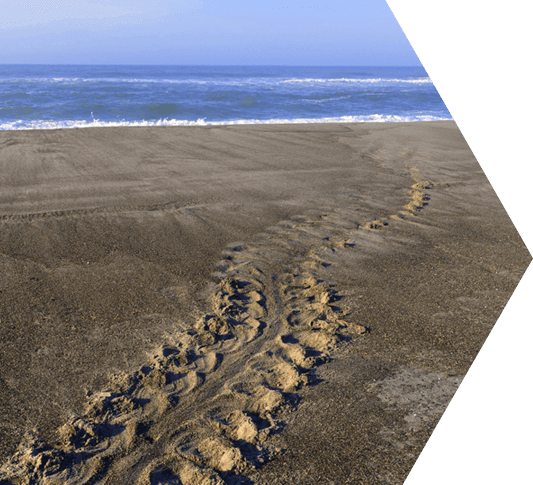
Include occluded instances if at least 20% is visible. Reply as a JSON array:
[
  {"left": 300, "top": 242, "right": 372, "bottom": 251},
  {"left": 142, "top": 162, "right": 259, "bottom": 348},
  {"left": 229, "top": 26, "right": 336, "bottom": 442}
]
[{"left": 1, "top": 114, "right": 452, "bottom": 131}]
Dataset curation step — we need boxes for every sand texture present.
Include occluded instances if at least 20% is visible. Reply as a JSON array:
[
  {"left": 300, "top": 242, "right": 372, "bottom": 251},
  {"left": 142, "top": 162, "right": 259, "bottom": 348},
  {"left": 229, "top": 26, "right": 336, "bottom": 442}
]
[{"left": 0, "top": 121, "right": 530, "bottom": 484}]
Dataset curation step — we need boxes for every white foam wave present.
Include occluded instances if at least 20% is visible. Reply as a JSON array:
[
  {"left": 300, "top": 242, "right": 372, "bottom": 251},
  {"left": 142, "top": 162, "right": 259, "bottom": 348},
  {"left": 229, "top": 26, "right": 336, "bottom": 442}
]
[
  {"left": 281, "top": 77, "right": 432, "bottom": 84},
  {"left": 0, "top": 114, "right": 452, "bottom": 131},
  {"left": 0, "top": 76, "right": 433, "bottom": 86}
]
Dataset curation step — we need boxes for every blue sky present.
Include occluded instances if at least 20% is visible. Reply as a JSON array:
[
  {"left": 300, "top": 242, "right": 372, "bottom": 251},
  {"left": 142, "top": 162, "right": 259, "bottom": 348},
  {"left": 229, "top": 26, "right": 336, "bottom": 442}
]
[{"left": 0, "top": 0, "right": 421, "bottom": 65}]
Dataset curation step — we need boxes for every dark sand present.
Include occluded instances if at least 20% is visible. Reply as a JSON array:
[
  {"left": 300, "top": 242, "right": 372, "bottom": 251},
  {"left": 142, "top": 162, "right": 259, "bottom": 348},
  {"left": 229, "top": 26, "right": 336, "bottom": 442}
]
[{"left": 0, "top": 121, "right": 529, "bottom": 484}]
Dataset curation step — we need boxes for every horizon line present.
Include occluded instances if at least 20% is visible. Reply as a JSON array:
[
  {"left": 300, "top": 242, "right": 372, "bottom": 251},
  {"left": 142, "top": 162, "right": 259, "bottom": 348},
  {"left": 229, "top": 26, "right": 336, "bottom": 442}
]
[{"left": 0, "top": 63, "right": 424, "bottom": 68}]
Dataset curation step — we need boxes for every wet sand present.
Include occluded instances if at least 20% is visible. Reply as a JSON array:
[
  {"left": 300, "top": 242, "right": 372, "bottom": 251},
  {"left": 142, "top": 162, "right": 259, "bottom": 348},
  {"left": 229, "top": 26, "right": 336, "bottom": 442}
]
[{"left": 0, "top": 121, "right": 529, "bottom": 484}]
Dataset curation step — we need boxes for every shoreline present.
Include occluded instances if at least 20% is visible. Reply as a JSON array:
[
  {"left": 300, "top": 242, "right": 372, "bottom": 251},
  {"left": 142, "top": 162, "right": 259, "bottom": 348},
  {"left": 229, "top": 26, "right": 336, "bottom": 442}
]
[
  {"left": 0, "top": 121, "right": 529, "bottom": 484},
  {"left": 0, "top": 117, "right": 453, "bottom": 132}
]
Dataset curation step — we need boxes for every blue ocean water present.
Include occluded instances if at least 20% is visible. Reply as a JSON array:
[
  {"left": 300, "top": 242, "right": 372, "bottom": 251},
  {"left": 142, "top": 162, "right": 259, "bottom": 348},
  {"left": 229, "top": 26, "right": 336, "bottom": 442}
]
[{"left": 0, "top": 65, "right": 451, "bottom": 130}]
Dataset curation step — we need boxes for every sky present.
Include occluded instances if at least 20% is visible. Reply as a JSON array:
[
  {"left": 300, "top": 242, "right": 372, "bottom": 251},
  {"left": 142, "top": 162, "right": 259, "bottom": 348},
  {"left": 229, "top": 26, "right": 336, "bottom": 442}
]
[{"left": 0, "top": 0, "right": 421, "bottom": 65}]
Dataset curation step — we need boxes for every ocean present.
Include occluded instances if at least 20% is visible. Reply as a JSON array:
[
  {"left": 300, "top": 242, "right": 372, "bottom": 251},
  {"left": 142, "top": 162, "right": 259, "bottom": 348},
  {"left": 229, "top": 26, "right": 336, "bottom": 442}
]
[{"left": 0, "top": 65, "right": 451, "bottom": 130}]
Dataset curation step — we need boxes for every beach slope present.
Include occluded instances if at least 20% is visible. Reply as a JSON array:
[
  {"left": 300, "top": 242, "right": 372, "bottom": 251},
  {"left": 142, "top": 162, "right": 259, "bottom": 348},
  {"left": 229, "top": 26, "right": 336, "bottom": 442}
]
[{"left": 0, "top": 121, "right": 529, "bottom": 484}]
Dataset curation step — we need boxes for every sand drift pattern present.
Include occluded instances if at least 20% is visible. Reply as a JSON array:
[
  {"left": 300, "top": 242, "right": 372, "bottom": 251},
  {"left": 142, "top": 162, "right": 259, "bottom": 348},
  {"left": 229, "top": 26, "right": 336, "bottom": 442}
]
[{"left": 0, "top": 174, "right": 434, "bottom": 484}]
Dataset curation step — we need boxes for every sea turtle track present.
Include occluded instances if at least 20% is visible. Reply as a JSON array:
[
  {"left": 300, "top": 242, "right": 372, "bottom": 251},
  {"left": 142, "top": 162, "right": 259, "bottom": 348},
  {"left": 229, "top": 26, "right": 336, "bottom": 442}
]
[{"left": 0, "top": 171, "right": 434, "bottom": 484}]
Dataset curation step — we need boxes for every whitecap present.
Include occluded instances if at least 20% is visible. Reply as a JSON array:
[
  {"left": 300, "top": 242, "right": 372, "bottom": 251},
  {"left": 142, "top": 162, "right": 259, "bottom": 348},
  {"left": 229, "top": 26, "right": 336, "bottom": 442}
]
[{"left": 0, "top": 114, "right": 452, "bottom": 131}]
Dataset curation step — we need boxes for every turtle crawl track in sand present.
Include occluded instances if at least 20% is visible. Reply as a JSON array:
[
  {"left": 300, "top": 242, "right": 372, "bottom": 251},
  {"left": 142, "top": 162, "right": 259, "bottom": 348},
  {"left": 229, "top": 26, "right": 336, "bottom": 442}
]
[{"left": 0, "top": 171, "right": 434, "bottom": 485}]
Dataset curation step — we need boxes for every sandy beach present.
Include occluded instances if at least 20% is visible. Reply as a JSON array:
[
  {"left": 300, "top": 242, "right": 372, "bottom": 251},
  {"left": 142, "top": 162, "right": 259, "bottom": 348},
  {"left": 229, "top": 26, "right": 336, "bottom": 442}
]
[{"left": 0, "top": 121, "right": 529, "bottom": 484}]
